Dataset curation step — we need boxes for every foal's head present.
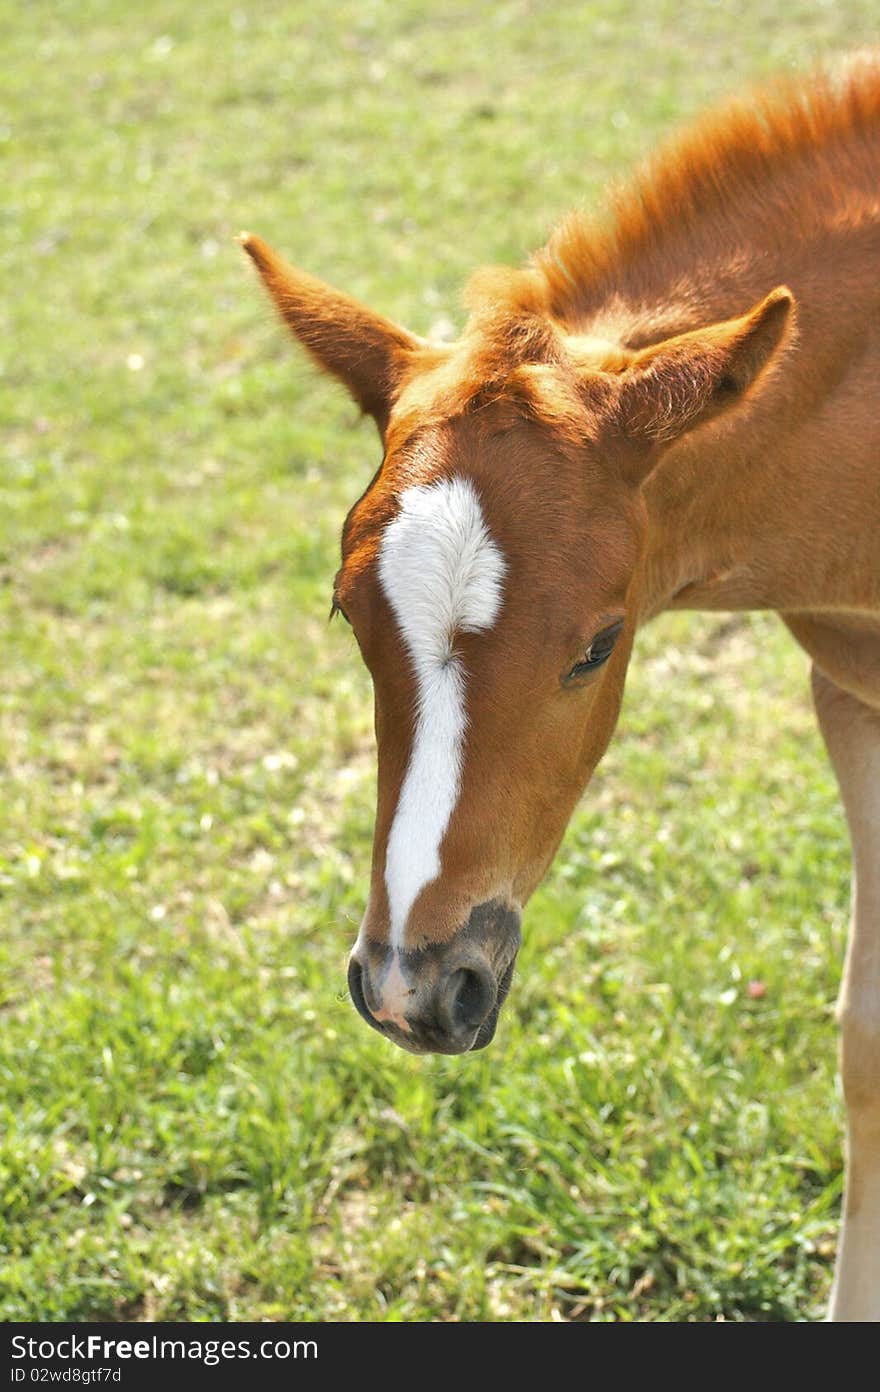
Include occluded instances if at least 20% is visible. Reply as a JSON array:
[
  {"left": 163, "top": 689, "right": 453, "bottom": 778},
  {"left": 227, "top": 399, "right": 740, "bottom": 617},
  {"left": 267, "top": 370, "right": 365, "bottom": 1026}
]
[{"left": 242, "top": 234, "right": 791, "bottom": 1055}]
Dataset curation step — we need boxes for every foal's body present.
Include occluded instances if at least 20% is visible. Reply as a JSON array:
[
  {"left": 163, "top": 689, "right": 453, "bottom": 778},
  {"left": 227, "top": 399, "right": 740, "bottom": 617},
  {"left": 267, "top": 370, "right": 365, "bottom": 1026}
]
[
  {"left": 628, "top": 225, "right": 880, "bottom": 1323},
  {"left": 243, "top": 57, "right": 880, "bottom": 1318}
]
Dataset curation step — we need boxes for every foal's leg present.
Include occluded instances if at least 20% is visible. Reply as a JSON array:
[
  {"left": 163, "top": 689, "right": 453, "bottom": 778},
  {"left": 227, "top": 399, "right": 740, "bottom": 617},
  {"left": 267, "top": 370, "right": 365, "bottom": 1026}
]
[{"left": 811, "top": 665, "right": 880, "bottom": 1321}]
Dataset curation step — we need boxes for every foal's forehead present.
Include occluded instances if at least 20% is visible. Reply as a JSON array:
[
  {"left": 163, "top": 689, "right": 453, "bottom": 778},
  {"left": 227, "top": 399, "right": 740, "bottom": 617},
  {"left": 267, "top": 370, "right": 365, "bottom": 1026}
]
[
  {"left": 343, "top": 406, "right": 584, "bottom": 561},
  {"left": 339, "top": 454, "right": 509, "bottom": 639},
  {"left": 377, "top": 475, "right": 508, "bottom": 661},
  {"left": 336, "top": 399, "right": 624, "bottom": 639},
  {"left": 339, "top": 422, "right": 483, "bottom": 579}
]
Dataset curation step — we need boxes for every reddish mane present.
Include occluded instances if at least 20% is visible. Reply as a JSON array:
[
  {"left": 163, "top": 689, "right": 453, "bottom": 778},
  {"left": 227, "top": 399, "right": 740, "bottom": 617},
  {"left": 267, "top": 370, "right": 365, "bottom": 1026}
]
[
  {"left": 527, "top": 54, "right": 880, "bottom": 322},
  {"left": 394, "top": 54, "right": 880, "bottom": 444}
]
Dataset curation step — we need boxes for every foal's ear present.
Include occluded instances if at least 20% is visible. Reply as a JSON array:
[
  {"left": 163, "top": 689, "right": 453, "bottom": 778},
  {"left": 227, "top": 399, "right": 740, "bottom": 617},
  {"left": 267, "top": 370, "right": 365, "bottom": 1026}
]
[
  {"left": 613, "top": 286, "right": 794, "bottom": 480},
  {"left": 239, "top": 233, "right": 420, "bottom": 437}
]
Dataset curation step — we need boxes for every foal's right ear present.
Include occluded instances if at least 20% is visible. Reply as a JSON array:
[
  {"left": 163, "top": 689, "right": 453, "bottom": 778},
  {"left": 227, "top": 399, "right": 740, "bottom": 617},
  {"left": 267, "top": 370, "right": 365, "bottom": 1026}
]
[{"left": 239, "top": 233, "right": 421, "bottom": 438}]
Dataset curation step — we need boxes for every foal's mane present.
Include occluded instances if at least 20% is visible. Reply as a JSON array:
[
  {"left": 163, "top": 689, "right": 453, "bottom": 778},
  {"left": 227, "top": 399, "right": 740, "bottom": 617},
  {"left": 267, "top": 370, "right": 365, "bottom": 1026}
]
[
  {"left": 396, "top": 55, "right": 879, "bottom": 443},
  {"left": 468, "top": 53, "right": 880, "bottom": 336}
]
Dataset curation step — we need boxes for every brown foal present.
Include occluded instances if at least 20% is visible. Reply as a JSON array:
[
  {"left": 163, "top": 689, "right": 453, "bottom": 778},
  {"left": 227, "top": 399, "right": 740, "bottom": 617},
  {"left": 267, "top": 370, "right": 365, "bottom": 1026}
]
[{"left": 242, "top": 54, "right": 880, "bottom": 1319}]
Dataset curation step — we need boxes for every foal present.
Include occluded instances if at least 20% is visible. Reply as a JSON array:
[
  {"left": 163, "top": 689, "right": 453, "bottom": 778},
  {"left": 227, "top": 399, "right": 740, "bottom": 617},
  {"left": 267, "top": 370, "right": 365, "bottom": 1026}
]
[{"left": 242, "top": 56, "right": 880, "bottom": 1319}]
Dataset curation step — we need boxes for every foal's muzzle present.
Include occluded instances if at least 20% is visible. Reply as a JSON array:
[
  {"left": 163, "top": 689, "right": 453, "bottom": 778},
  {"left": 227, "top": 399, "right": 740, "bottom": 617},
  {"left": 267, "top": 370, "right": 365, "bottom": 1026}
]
[{"left": 348, "top": 900, "right": 522, "bottom": 1055}]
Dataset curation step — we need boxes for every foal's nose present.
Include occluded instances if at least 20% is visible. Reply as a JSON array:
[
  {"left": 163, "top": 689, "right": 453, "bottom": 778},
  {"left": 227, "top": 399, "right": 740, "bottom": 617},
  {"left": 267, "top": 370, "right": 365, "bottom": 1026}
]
[
  {"left": 347, "top": 952, "right": 499, "bottom": 1055},
  {"left": 349, "top": 900, "right": 522, "bottom": 1054}
]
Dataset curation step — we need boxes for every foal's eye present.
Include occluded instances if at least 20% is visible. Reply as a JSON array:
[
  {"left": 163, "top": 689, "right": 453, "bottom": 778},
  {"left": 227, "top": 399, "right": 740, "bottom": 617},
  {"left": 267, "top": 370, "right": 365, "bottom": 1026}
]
[
  {"left": 329, "top": 598, "right": 351, "bottom": 625},
  {"left": 565, "top": 620, "right": 624, "bottom": 683}
]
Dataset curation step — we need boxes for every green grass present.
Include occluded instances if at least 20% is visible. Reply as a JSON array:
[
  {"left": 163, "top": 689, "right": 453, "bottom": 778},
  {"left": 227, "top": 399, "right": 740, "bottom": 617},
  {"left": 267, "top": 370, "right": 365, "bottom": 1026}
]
[{"left": 2, "top": 0, "right": 877, "bottom": 1322}]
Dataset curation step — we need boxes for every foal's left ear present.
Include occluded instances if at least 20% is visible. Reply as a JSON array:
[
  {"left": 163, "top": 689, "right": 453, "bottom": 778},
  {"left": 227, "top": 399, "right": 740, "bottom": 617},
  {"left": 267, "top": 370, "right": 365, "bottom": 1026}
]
[
  {"left": 612, "top": 286, "right": 794, "bottom": 481},
  {"left": 239, "top": 233, "right": 421, "bottom": 438}
]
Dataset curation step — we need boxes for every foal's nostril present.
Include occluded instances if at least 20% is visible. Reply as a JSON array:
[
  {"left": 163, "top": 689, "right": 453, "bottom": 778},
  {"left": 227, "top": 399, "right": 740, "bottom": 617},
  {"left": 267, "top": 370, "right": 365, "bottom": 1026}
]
[
  {"left": 443, "top": 964, "right": 497, "bottom": 1034},
  {"left": 347, "top": 956, "right": 378, "bottom": 1029}
]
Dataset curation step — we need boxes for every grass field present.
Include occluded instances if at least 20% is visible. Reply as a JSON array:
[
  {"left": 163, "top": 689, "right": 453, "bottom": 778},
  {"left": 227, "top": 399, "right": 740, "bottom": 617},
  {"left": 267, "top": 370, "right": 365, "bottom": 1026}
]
[{"left": 3, "top": 0, "right": 879, "bottom": 1322}]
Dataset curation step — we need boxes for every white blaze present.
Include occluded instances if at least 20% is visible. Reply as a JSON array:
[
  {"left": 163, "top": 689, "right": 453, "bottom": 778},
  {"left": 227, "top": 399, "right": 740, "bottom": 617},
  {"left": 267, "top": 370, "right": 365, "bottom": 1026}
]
[{"left": 377, "top": 477, "right": 506, "bottom": 949}]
